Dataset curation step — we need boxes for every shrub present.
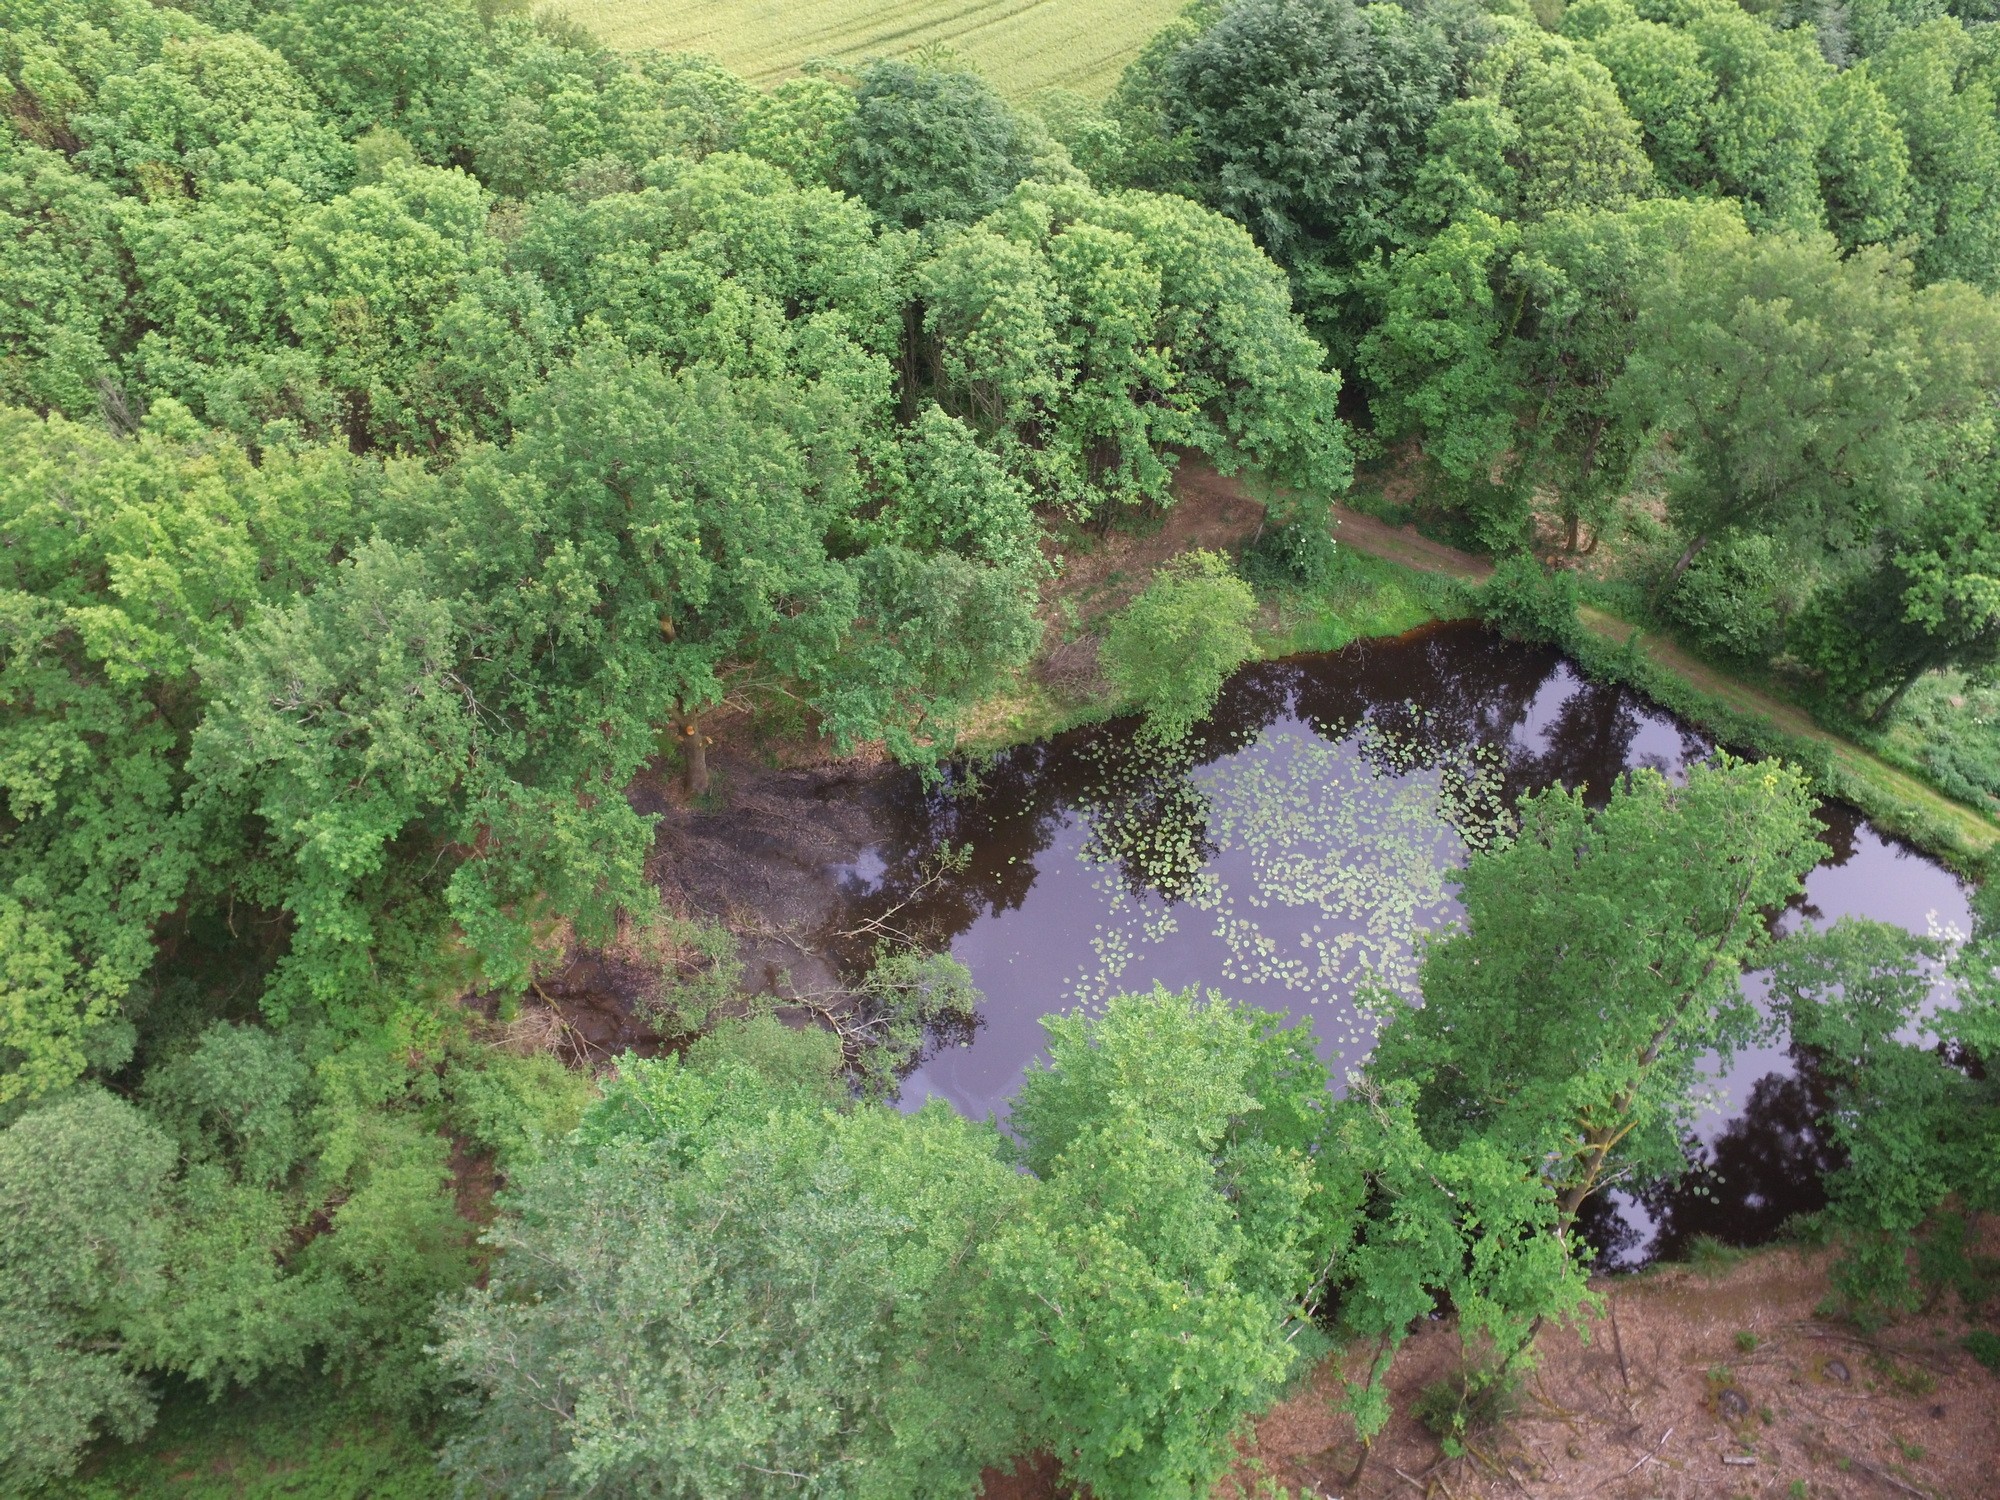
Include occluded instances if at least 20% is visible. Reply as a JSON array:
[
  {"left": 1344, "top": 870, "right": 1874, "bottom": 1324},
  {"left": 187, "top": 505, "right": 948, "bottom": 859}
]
[
  {"left": 0, "top": 1090, "right": 175, "bottom": 1489},
  {"left": 1242, "top": 491, "right": 1340, "bottom": 593},
  {"left": 1965, "top": 1329, "right": 2000, "bottom": 1373},
  {"left": 444, "top": 1049, "right": 598, "bottom": 1173},
  {"left": 1478, "top": 554, "right": 1579, "bottom": 644},
  {"left": 1412, "top": 1368, "right": 1516, "bottom": 1450},
  {"left": 1664, "top": 533, "right": 1784, "bottom": 660},
  {"left": 1101, "top": 550, "right": 1258, "bottom": 744}
]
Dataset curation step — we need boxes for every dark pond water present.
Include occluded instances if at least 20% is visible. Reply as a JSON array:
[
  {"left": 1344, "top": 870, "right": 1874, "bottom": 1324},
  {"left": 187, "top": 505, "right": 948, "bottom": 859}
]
[{"left": 823, "top": 619, "right": 1971, "bottom": 1267}]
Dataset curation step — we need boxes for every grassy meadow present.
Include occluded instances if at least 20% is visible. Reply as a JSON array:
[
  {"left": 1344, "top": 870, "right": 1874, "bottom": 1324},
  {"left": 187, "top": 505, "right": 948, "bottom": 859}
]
[{"left": 554, "top": 0, "right": 1186, "bottom": 95}]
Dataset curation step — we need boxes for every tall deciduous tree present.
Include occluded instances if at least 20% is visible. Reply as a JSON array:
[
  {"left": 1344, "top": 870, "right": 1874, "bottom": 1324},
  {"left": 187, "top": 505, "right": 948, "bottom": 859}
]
[
  {"left": 1767, "top": 917, "right": 1995, "bottom": 1312},
  {"left": 0, "top": 1089, "right": 173, "bottom": 1491},
  {"left": 1869, "top": 17, "right": 2000, "bottom": 287},
  {"left": 0, "top": 405, "right": 374, "bottom": 1103},
  {"left": 0, "top": 140, "right": 130, "bottom": 417},
  {"left": 438, "top": 1036, "right": 1030, "bottom": 1500},
  {"left": 1360, "top": 197, "right": 1748, "bottom": 550},
  {"left": 1817, "top": 61, "right": 1912, "bottom": 250},
  {"left": 1453, "top": 20, "right": 1652, "bottom": 221},
  {"left": 272, "top": 162, "right": 499, "bottom": 452},
  {"left": 1158, "top": 0, "right": 1468, "bottom": 350},
  {"left": 74, "top": 30, "right": 350, "bottom": 199},
  {"left": 1370, "top": 756, "right": 1824, "bottom": 1228},
  {"left": 1622, "top": 231, "right": 1999, "bottom": 592},
  {"left": 1580, "top": 0, "right": 1830, "bottom": 232},
  {"left": 256, "top": 0, "right": 486, "bottom": 161},
  {"left": 919, "top": 179, "right": 1349, "bottom": 517},
  {"left": 1792, "top": 439, "right": 2000, "bottom": 719},
  {"left": 842, "top": 58, "right": 1036, "bottom": 230},
  {"left": 991, "top": 985, "right": 1345, "bottom": 1500}
]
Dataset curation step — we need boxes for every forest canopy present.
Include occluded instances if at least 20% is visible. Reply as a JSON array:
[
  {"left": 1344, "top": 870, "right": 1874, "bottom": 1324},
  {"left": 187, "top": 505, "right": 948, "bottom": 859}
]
[{"left": 0, "top": 0, "right": 1350, "bottom": 1115}]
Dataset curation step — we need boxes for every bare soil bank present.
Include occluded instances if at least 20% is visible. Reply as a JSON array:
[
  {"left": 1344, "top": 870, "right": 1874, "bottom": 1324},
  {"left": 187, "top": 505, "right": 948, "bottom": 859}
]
[
  {"left": 974, "top": 1242, "right": 2000, "bottom": 1500},
  {"left": 1229, "top": 1241, "right": 1999, "bottom": 1500}
]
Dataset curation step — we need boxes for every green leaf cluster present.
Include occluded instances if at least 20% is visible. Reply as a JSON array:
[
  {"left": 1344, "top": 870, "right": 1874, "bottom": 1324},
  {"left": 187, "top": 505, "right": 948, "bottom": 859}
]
[
  {"left": 0, "top": 1018, "right": 554, "bottom": 1487},
  {"left": 1100, "top": 549, "right": 1258, "bottom": 744},
  {"left": 1, "top": 2, "right": 1354, "bottom": 1109}
]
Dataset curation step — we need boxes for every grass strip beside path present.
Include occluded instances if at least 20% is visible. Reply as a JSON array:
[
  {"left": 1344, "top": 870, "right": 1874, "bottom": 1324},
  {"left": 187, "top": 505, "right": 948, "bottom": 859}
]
[{"left": 1329, "top": 504, "right": 2000, "bottom": 866}]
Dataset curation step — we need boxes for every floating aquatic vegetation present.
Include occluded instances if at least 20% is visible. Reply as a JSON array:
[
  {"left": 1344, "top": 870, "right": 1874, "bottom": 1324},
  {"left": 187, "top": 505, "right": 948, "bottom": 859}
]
[{"left": 1066, "top": 710, "right": 1508, "bottom": 1064}]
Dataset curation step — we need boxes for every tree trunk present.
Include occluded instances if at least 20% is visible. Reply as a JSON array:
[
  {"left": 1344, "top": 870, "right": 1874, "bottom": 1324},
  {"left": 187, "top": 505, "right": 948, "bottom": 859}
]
[
  {"left": 1649, "top": 532, "right": 1709, "bottom": 613},
  {"left": 1345, "top": 1440, "right": 1372, "bottom": 1490},
  {"left": 1867, "top": 668, "right": 1921, "bottom": 726},
  {"left": 676, "top": 713, "right": 709, "bottom": 797},
  {"left": 898, "top": 301, "right": 923, "bottom": 425},
  {"left": 1565, "top": 511, "right": 1580, "bottom": 554},
  {"left": 1556, "top": 1120, "right": 1625, "bottom": 1223}
]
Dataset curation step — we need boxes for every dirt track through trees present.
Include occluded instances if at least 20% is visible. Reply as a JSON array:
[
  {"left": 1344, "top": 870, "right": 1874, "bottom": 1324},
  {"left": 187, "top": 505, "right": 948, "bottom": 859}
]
[{"left": 1297, "top": 485, "right": 2000, "bottom": 857}]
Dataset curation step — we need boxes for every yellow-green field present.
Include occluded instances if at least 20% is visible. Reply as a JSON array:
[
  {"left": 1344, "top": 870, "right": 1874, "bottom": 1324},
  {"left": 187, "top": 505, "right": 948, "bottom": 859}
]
[{"left": 556, "top": 0, "right": 1186, "bottom": 96}]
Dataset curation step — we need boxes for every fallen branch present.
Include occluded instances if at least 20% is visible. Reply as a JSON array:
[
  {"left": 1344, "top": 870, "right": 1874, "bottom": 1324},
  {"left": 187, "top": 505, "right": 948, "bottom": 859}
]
[
  {"left": 1608, "top": 1297, "right": 1631, "bottom": 1392},
  {"left": 1615, "top": 1425, "right": 1673, "bottom": 1481},
  {"left": 1803, "top": 1437, "right": 1933, "bottom": 1500},
  {"left": 1843, "top": 1458, "right": 1932, "bottom": 1500},
  {"left": 834, "top": 843, "right": 968, "bottom": 944}
]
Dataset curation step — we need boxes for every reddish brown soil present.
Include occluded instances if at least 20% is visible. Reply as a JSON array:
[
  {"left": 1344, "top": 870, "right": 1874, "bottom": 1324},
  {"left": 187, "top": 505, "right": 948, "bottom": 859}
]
[
  {"left": 980, "top": 1454, "right": 1068, "bottom": 1499},
  {"left": 1328, "top": 500, "right": 1493, "bottom": 583},
  {"left": 1239, "top": 1244, "right": 1999, "bottom": 1500},
  {"left": 970, "top": 1242, "right": 2000, "bottom": 1500},
  {"left": 984, "top": 1248, "right": 2000, "bottom": 1500},
  {"left": 1043, "top": 460, "right": 1272, "bottom": 619}
]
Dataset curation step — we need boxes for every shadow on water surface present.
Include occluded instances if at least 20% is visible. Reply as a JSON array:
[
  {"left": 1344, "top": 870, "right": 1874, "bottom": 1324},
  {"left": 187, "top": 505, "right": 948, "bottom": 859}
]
[{"left": 821, "top": 619, "right": 1972, "bottom": 1267}]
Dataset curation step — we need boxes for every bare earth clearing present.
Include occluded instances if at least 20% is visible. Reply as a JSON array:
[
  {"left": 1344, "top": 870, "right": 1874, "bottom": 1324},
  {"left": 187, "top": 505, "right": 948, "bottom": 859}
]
[
  {"left": 976, "top": 1246, "right": 2000, "bottom": 1500},
  {"left": 1231, "top": 1243, "right": 2000, "bottom": 1500}
]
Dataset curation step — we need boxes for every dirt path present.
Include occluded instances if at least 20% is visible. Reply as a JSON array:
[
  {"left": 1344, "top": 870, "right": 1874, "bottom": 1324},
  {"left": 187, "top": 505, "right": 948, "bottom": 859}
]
[
  {"left": 1330, "top": 501, "right": 1495, "bottom": 584},
  {"left": 1315, "top": 495, "right": 2000, "bottom": 857}
]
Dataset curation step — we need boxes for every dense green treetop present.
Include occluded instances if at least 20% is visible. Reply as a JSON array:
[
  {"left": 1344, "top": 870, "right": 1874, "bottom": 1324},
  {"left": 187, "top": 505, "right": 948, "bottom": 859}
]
[
  {"left": 1868, "top": 17, "right": 2000, "bottom": 285},
  {"left": 1161, "top": 0, "right": 1466, "bottom": 264},
  {"left": 1371, "top": 756, "right": 1824, "bottom": 1214},
  {"left": 0, "top": 0, "right": 1352, "bottom": 1106},
  {"left": 0, "top": 1088, "right": 172, "bottom": 1491},
  {"left": 1359, "top": 196, "right": 1748, "bottom": 546},
  {"left": 439, "top": 1033, "right": 1032, "bottom": 1500},
  {"left": 1625, "top": 229, "right": 2000, "bottom": 588},
  {"left": 0, "top": 405, "right": 375, "bottom": 1098},
  {"left": 1578, "top": 0, "right": 1830, "bottom": 231},
  {"left": 842, "top": 58, "right": 1037, "bottom": 229},
  {"left": 1451, "top": 19, "right": 1653, "bottom": 221}
]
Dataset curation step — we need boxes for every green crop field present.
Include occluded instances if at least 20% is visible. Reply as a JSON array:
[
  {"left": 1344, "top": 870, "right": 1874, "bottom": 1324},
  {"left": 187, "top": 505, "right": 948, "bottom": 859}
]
[{"left": 555, "top": 0, "right": 1185, "bottom": 96}]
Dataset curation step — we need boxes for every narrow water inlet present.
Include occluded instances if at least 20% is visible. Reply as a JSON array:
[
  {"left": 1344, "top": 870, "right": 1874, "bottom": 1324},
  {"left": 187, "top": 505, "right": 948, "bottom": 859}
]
[{"left": 818, "top": 619, "right": 1973, "bottom": 1267}]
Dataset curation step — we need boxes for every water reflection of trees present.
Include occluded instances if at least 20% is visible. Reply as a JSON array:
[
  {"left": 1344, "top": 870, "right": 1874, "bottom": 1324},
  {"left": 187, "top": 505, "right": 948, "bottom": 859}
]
[
  {"left": 832, "top": 621, "right": 1918, "bottom": 1265},
  {"left": 1282, "top": 626, "right": 1559, "bottom": 773},
  {"left": 1279, "top": 623, "right": 1711, "bottom": 806},
  {"left": 1579, "top": 1050, "right": 1842, "bottom": 1269},
  {"left": 841, "top": 620, "right": 1729, "bottom": 963}
]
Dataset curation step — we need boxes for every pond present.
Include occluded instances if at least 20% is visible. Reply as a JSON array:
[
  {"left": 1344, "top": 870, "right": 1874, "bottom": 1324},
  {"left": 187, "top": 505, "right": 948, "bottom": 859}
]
[{"left": 820, "top": 619, "right": 1972, "bottom": 1268}]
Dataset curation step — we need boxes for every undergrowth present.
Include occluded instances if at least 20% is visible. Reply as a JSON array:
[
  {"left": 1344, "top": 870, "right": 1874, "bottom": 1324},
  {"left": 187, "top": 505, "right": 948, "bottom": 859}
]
[
  {"left": 1411, "top": 1367, "right": 1516, "bottom": 1453},
  {"left": 55, "top": 1382, "right": 445, "bottom": 1500}
]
